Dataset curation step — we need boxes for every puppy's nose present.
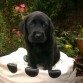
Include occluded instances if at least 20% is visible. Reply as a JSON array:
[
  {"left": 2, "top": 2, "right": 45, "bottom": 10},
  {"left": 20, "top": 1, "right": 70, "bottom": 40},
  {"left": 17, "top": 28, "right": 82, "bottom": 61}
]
[
  {"left": 35, "top": 33, "right": 42, "bottom": 38},
  {"left": 34, "top": 32, "right": 43, "bottom": 39}
]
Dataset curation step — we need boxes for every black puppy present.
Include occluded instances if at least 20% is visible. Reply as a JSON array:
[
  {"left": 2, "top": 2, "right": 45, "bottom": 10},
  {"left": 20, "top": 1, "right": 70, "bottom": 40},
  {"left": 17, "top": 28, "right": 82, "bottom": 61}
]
[{"left": 19, "top": 11, "right": 60, "bottom": 70}]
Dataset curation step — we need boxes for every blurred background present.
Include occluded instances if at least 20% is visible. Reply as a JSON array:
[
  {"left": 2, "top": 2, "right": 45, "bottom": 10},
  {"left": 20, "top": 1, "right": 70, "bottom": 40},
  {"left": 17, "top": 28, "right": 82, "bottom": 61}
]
[{"left": 0, "top": 0, "right": 83, "bottom": 57}]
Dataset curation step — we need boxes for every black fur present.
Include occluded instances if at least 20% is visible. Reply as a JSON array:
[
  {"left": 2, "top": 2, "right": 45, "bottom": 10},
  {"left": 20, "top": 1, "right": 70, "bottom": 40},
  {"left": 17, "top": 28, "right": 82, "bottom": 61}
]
[{"left": 19, "top": 11, "right": 60, "bottom": 70}]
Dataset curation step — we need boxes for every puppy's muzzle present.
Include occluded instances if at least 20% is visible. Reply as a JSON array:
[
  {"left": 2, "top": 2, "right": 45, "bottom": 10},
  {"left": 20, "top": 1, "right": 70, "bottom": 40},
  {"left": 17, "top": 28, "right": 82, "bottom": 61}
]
[
  {"left": 34, "top": 32, "right": 43, "bottom": 40},
  {"left": 32, "top": 31, "right": 46, "bottom": 43}
]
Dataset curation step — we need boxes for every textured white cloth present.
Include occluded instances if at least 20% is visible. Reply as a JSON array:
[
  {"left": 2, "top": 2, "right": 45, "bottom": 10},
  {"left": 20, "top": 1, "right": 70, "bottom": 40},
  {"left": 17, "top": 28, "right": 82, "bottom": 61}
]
[{"left": 0, "top": 48, "right": 76, "bottom": 83}]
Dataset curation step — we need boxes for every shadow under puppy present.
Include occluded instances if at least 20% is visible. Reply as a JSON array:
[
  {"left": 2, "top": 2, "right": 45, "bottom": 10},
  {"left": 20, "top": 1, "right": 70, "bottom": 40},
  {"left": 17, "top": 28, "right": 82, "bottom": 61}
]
[{"left": 19, "top": 11, "right": 60, "bottom": 70}]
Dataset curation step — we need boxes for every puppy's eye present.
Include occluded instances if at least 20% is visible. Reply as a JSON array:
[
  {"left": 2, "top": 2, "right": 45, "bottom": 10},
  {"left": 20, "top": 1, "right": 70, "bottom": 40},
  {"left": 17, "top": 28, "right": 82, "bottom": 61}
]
[
  {"left": 43, "top": 23, "right": 48, "bottom": 28},
  {"left": 29, "top": 23, "right": 34, "bottom": 28}
]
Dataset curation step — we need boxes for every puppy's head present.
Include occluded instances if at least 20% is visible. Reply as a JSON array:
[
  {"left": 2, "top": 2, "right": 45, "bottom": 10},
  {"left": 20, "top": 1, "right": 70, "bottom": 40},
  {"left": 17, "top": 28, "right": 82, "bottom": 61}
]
[{"left": 19, "top": 11, "right": 54, "bottom": 43}]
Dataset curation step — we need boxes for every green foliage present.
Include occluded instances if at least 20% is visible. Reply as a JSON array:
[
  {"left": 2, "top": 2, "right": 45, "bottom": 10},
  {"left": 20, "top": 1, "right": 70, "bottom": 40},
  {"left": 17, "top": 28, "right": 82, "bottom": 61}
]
[
  {"left": 0, "top": 1, "right": 25, "bottom": 56},
  {"left": 77, "top": 28, "right": 83, "bottom": 38},
  {"left": 32, "top": 0, "right": 62, "bottom": 20},
  {"left": 0, "top": 0, "right": 80, "bottom": 57},
  {"left": 32, "top": 0, "right": 75, "bottom": 21},
  {"left": 55, "top": 31, "right": 79, "bottom": 57},
  {"left": 0, "top": 27, "right": 23, "bottom": 56}
]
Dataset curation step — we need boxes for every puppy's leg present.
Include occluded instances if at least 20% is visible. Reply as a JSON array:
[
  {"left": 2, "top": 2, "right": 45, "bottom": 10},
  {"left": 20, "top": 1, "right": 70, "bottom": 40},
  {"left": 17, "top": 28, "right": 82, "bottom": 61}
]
[
  {"left": 43, "top": 65, "right": 52, "bottom": 70},
  {"left": 43, "top": 62, "right": 52, "bottom": 70},
  {"left": 43, "top": 57, "right": 53, "bottom": 70},
  {"left": 28, "top": 58, "right": 37, "bottom": 69}
]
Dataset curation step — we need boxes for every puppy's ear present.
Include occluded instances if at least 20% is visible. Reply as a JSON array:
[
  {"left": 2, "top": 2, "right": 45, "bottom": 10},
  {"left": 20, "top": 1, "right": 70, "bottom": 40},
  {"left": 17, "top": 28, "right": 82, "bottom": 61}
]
[
  {"left": 19, "top": 19, "right": 26, "bottom": 36},
  {"left": 19, "top": 14, "right": 30, "bottom": 36},
  {"left": 49, "top": 19, "right": 54, "bottom": 34}
]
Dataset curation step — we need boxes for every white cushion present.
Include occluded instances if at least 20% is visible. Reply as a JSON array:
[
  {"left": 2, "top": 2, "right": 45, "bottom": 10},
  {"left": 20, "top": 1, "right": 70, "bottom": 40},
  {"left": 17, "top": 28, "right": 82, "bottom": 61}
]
[{"left": 0, "top": 48, "right": 76, "bottom": 83}]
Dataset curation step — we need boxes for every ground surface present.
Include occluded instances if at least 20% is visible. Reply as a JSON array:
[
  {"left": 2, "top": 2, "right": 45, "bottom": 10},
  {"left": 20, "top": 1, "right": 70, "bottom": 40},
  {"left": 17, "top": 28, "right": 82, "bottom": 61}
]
[
  {"left": 76, "top": 76, "right": 83, "bottom": 83},
  {"left": 0, "top": 77, "right": 83, "bottom": 83}
]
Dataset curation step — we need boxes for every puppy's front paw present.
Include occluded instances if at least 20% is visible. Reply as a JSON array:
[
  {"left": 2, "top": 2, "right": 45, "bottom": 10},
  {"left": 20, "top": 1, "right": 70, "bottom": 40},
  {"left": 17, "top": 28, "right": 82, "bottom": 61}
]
[
  {"left": 7, "top": 63, "right": 17, "bottom": 73},
  {"left": 25, "top": 67, "right": 39, "bottom": 77},
  {"left": 48, "top": 70, "right": 61, "bottom": 78}
]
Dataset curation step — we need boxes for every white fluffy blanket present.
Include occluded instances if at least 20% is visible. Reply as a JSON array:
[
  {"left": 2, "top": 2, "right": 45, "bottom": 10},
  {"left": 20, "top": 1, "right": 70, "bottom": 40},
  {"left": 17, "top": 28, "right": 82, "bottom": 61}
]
[{"left": 0, "top": 48, "right": 76, "bottom": 83}]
